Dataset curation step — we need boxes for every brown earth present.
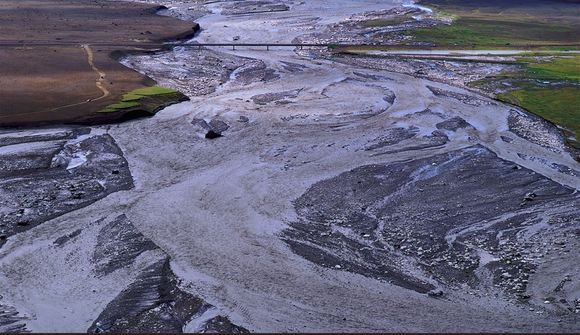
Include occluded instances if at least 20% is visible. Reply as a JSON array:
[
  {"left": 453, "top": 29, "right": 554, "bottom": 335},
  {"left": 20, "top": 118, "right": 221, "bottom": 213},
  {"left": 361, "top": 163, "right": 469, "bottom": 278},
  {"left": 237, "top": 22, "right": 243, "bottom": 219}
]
[{"left": 0, "top": 0, "right": 198, "bottom": 126}]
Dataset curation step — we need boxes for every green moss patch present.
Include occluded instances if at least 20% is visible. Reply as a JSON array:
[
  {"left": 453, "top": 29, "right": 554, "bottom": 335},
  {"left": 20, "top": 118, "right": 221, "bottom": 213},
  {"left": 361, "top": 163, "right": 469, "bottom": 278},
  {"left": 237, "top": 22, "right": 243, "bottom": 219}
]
[
  {"left": 119, "top": 86, "right": 180, "bottom": 101},
  {"left": 100, "top": 86, "right": 186, "bottom": 114}
]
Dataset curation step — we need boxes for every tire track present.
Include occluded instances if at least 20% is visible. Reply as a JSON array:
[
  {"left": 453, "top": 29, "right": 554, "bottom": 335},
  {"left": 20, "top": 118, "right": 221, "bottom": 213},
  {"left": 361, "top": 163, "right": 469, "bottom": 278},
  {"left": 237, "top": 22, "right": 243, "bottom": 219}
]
[
  {"left": 43, "top": 44, "right": 109, "bottom": 114},
  {"left": 83, "top": 44, "right": 110, "bottom": 101}
]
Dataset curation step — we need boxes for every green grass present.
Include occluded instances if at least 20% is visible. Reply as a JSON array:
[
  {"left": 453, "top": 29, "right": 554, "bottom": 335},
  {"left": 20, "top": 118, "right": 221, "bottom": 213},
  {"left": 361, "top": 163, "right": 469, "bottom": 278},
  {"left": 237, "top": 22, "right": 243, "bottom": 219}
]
[
  {"left": 411, "top": 18, "right": 578, "bottom": 49},
  {"left": 407, "top": 0, "right": 580, "bottom": 147},
  {"left": 101, "top": 101, "right": 141, "bottom": 112},
  {"left": 489, "top": 55, "right": 580, "bottom": 146},
  {"left": 100, "top": 86, "right": 185, "bottom": 114},
  {"left": 468, "top": 55, "right": 579, "bottom": 147},
  {"left": 412, "top": 20, "right": 511, "bottom": 48},
  {"left": 532, "top": 46, "right": 580, "bottom": 52},
  {"left": 411, "top": 0, "right": 580, "bottom": 50},
  {"left": 361, "top": 17, "right": 411, "bottom": 28},
  {"left": 120, "top": 86, "right": 180, "bottom": 101},
  {"left": 497, "top": 87, "right": 580, "bottom": 147},
  {"left": 524, "top": 56, "right": 580, "bottom": 81}
]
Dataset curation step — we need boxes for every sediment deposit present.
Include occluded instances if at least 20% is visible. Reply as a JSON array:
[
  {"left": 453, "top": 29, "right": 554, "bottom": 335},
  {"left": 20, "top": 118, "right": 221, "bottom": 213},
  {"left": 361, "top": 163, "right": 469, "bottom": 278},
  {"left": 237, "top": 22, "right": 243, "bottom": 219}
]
[{"left": 0, "top": 0, "right": 578, "bottom": 332}]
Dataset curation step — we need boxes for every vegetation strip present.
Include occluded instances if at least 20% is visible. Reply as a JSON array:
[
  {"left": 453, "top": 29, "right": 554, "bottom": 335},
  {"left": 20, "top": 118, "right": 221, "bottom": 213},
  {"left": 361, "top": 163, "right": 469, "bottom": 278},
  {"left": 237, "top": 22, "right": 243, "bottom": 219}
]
[
  {"left": 100, "top": 86, "right": 185, "bottom": 114},
  {"left": 412, "top": 0, "right": 580, "bottom": 147}
]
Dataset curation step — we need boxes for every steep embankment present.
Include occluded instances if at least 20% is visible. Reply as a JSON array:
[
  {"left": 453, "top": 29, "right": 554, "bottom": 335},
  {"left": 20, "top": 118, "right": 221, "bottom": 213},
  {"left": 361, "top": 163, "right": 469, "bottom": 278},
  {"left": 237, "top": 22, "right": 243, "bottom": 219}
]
[{"left": 0, "top": 0, "right": 198, "bottom": 126}]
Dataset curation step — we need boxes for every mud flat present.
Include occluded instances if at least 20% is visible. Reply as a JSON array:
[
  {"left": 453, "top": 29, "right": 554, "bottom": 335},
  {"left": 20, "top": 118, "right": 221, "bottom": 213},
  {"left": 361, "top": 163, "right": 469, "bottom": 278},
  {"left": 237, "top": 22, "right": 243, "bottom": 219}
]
[
  {"left": 0, "top": 0, "right": 578, "bottom": 333},
  {"left": 0, "top": 0, "right": 198, "bottom": 126}
]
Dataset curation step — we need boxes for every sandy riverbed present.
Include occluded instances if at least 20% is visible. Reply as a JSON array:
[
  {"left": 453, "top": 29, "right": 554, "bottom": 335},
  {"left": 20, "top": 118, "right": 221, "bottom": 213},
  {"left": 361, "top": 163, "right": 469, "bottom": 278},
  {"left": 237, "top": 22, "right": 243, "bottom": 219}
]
[{"left": 0, "top": 0, "right": 578, "bottom": 332}]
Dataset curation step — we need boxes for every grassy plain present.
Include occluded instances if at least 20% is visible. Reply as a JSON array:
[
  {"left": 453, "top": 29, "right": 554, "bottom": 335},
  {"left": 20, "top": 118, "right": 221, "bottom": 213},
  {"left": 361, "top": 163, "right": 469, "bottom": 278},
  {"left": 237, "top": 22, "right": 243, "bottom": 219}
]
[{"left": 415, "top": 0, "right": 580, "bottom": 50}]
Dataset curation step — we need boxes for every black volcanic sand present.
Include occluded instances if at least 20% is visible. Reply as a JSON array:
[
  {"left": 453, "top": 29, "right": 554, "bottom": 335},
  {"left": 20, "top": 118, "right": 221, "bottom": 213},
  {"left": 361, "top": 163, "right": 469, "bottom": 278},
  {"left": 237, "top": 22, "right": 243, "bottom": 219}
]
[
  {"left": 0, "top": 0, "right": 198, "bottom": 126},
  {"left": 0, "top": 131, "right": 249, "bottom": 332},
  {"left": 86, "top": 215, "right": 249, "bottom": 333},
  {"left": 0, "top": 128, "right": 133, "bottom": 247},
  {"left": 283, "top": 145, "right": 579, "bottom": 298}
]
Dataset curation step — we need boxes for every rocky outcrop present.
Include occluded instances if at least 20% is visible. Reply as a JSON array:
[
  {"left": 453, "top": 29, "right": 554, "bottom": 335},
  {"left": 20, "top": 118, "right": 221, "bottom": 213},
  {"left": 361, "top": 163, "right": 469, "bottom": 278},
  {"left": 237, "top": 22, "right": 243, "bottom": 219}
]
[
  {"left": 92, "top": 215, "right": 159, "bottom": 276},
  {"left": 87, "top": 215, "right": 247, "bottom": 333},
  {"left": 89, "top": 258, "right": 207, "bottom": 333},
  {"left": 283, "top": 146, "right": 579, "bottom": 297},
  {"left": 0, "top": 129, "right": 133, "bottom": 248},
  {"left": 0, "top": 304, "right": 27, "bottom": 333}
]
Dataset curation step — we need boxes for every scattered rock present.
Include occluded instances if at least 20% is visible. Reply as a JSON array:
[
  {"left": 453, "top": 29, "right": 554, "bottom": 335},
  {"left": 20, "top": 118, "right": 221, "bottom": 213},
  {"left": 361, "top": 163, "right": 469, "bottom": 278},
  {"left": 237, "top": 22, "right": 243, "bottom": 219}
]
[
  {"left": 205, "top": 130, "right": 223, "bottom": 139},
  {"left": 192, "top": 118, "right": 229, "bottom": 139},
  {"left": 436, "top": 117, "right": 472, "bottom": 131},
  {"left": 251, "top": 89, "right": 302, "bottom": 105},
  {"left": 92, "top": 215, "right": 158, "bottom": 276},
  {"left": 500, "top": 135, "right": 514, "bottom": 143},
  {"left": 201, "top": 315, "right": 249, "bottom": 334},
  {"left": 283, "top": 145, "right": 579, "bottom": 299},
  {"left": 427, "top": 289, "right": 444, "bottom": 297},
  {"left": 209, "top": 119, "right": 230, "bottom": 133},
  {"left": 0, "top": 133, "right": 134, "bottom": 242}
]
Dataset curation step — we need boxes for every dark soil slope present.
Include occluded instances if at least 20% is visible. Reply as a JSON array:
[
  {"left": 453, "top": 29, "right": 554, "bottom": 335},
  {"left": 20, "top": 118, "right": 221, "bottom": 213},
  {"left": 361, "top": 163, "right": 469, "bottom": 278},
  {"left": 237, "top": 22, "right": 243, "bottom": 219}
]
[{"left": 0, "top": 0, "right": 198, "bottom": 126}]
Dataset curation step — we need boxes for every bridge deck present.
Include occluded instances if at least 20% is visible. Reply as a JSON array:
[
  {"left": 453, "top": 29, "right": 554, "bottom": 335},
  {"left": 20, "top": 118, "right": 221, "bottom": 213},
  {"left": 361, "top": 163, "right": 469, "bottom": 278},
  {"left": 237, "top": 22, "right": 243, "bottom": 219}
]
[{"left": 0, "top": 41, "right": 367, "bottom": 49}]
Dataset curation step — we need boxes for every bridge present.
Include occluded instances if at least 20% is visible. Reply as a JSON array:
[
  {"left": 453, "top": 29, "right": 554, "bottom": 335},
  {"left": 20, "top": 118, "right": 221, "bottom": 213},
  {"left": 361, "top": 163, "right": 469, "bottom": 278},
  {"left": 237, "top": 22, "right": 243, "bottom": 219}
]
[
  {"left": 0, "top": 40, "right": 573, "bottom": 52},
  {"left": 171, "top": 42, "right": 337, "bottom": 50},
  {"left": 0, "top": 40, "right": 360, "bottom": 51}
]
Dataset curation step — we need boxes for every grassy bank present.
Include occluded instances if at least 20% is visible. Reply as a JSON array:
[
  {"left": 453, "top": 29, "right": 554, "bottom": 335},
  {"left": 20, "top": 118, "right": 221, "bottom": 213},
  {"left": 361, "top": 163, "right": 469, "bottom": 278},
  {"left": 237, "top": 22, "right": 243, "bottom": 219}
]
[
  {"left": 475, "top": 56, "right": 580, "bottom": 147},
  {"left": 338, "top": 0, "right": 580, "bottom": 147},
  {"left": 100, "top": 86, "right": 186, "bottom": 114},
  {"left": 412, "top": 0, "right": 580, "bottom": 147},
  {"left": 361, "top": 16, "right": 412, "bottom": 28},
  {"left": 524, "top": 56, "right": 580, "bottom": 81},
  {"left": 411, "top": 18, "right": 578, "bottom": 50},
  {"left": 498, "top": 86, "right": 579, "bottom": 147},
  {"left": 415, "top": 0, "right": 579, "bottom": 50}
]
